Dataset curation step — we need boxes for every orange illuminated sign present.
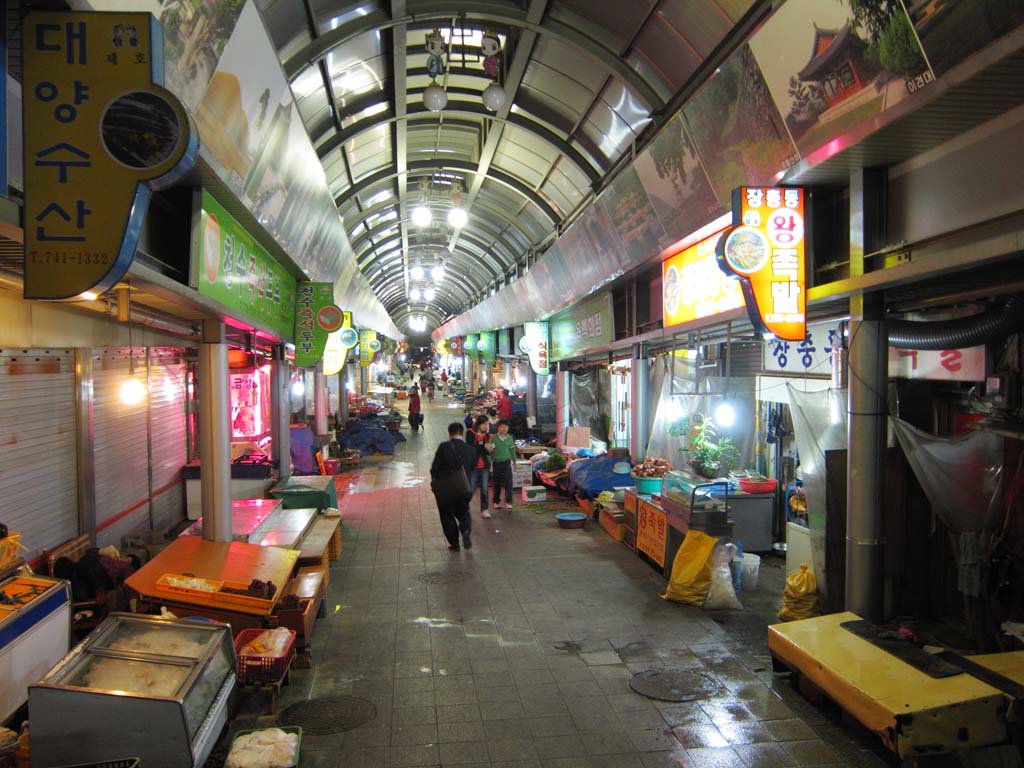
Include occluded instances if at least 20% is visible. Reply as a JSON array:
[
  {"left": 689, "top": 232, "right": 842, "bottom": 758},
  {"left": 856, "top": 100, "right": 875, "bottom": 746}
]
[
  {"left": 661, "top": 230, "right": 744, "bottom": 328},
  {"left": 717, "top": 187, "right": 807, "bottom": 341}
]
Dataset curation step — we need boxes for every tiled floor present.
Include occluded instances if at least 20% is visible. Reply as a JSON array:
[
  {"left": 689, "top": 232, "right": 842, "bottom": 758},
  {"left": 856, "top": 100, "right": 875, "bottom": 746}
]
[{"left": 217, "top": 399, "right": 899, "bottom": 767}]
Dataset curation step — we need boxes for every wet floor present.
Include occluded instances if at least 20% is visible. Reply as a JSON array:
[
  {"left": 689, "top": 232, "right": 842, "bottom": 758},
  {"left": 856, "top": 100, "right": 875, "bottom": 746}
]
[{"left": 213, "top": 398, "right": 898, "bottom": 767}]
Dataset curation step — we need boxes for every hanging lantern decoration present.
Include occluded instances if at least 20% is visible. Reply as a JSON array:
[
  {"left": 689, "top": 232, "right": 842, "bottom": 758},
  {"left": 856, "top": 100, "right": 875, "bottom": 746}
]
[{"left": 480, "top": 30, "right": 506, "bottom": 112}]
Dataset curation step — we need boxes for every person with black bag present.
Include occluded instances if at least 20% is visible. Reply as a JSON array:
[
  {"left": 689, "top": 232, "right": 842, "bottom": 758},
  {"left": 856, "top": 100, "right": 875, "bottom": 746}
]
[{"left": 430, "top": 422, "right": 477, "bottom": 551}]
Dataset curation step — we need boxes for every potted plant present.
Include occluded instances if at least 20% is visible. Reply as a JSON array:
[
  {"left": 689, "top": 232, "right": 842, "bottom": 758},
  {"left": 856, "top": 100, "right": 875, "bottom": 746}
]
[{"left": 687, "top": 416, "right": 740, "bottom": 479}]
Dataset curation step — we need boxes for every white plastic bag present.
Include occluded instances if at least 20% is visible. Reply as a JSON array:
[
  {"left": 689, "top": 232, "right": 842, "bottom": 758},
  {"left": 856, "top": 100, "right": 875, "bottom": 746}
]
[{"left": 703, "top": 543, "right": 742, "bottom": 610}]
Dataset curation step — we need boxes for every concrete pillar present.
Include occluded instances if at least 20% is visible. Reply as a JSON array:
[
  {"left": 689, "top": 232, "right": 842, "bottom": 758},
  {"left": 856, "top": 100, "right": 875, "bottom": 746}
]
[
  {"left": 314, "top": 363, "right": 328, "bottom": 435},
  {"left": 270, "top": 345, "right": 291, "bottom": 481},
  {"left": 526, "top": 369, "right": 538, "bottom": 424},
  {"left": 556, "top": 364, "right": 570, "bottom": 448},
  {"left": 197, "top": 320, "right": 231, "bottom": 542},
  {"left": 360, "top": 362, "right": 369, "bottom": 397},
  {"left": 338, "top": 363, "right": 350, "bottom": 423},
  {"left": 631, "top": 343, "right": 650, "bottom": 462}
]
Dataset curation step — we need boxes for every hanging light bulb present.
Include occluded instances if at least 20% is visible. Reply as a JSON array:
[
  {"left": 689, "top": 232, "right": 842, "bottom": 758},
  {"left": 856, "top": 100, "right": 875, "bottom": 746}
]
[
  {"left": 447, "top": 207, "right": 467, "bottom": 228},
  {"left": 424, "top": 287, "right": 435, "bottom": 301},
  {"left": 482, "top": 82, "right": 506, "bottom": 112},
  {"left": 291, "top": 380, "right": 305, "bottom": 398},
  {"left": 120, "top": 378, "right": 146, "bottom": 406},
  {"left": 431, "top": 264, "right": 445, "bottom": 281},
  {"left": 423, "top": 82, "right": 448, "bottom": 112},
  {"left": 409, "top": 287, "right": 422, "bottom": 301},
  {"left": 411, "top": 205, "right": 432, "bottom": 227},
  {"left": 410, "top": 265, "right": 424, "bottom": 280},
  {"left": 714, "top": 402, "right": 736, "bottom": 428}
]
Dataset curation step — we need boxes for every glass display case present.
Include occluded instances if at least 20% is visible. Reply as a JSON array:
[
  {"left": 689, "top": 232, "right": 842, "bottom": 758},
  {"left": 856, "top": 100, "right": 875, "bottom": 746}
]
[{"left": 29, "top": 613, "right": 236, "bottom": 768}]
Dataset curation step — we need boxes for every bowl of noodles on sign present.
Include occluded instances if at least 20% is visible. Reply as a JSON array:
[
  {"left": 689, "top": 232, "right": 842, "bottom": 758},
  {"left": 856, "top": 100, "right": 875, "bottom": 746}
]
[
  {"left": 663, "top": 265, "right": 681, "bottom": 315},
  {"left": 724, "top": 227, "right": 769, "bottom": 275}
]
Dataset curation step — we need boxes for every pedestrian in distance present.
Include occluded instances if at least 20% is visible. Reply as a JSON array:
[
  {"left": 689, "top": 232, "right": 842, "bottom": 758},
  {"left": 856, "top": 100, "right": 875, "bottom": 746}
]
[
  {"left": 430, "top": 422, "right": 476, "bottom": 551},
  {"left": 408, "top": 384, "right": 422, "bottom": 432},
  {"left": 490, "top": 419, "right": 515, "bottom": 510}
]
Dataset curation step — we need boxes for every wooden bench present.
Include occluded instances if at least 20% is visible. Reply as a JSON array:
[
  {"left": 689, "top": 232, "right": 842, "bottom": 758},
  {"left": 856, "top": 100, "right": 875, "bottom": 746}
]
[
  {"left": 275, "top": 566, "right": 326, "bottom": 666},
  {"left": 296, "top": 516, "right": 340, "bottom": 584}
]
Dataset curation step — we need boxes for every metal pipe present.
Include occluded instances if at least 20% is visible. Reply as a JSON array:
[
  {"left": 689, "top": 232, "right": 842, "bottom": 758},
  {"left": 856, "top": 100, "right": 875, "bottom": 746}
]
[
  {"left": 526, "top": 368, "right": 538, "bottom": 425},
  {"left": 338, "top": 363, "right": 350, "bottom": 423},
  {"left": 197, "top": 321, "right": 232, "bottom": 542},
  {"left": 270, "top": 345, "right": 291, "bottom": 481},
  {"left": 74, "top": 349, "right": 97, "bottom": 543},
  {"left": 845, "top": 295, "right": 886, "bottom": 621},
  {"left": 314, "top": 363, "right": 328, "bottom": 435},
  {"left": 887, "top": 295, "right": 1024, "bottom": 350},
  {"left": 631, "top": 343, "right": 650, "bottom": 462},
  {"left": 556, "top": 364, "right": 570, "bottom": 448}
]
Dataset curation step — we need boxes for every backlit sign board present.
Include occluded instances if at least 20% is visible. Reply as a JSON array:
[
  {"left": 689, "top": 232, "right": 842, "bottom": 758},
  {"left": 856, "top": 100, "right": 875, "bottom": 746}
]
[{"left": 662, "top": 230, "right": 743, "bottom": 328}]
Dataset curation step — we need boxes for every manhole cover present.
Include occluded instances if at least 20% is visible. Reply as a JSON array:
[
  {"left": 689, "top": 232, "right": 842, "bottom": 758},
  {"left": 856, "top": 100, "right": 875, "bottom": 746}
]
[
  {"left": 278, "top": 696, "right": 377, "bottom": 734},
  {"left": 419, "top": 570, "right": 470, "bottom": 585},
  {"left": 629, "top": 669, "right": 723, "bottom": 702}
]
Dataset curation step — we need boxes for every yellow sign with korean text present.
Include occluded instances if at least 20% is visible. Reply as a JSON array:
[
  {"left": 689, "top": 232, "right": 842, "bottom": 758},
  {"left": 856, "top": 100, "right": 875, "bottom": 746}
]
[
  {"left": 636, "top": 498, "right": 667, "bottom": 567},
  {"left": 661, "top": 230, "right": 743, "bottom": 328},
  {"left": 358, "top": 329, "right": 378, "bottom": 368},
  {"left": 22, "top": 12, "right": 197, "bottom": 300},
  {"left": 323, "top": 311, "right": 355, "bottom": 376},
  {"left": 717, "top": 187, "right": 806, "bottom": 341}
]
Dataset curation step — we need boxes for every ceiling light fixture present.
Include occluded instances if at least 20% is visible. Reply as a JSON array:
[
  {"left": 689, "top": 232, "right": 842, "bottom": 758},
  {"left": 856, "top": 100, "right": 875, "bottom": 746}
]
[
  {"left": 447, "top": 207, "right": 467, "bottom": 228},
  {"left": 410, "top": 265, "right": 424, "bottom": 280},
  {"left": 411, "top": 205, "right": 431, "bottom": 227},
  {"left": 424, "top": 287, "right": 436, "bottom": 301},
  {"left": 431, "top": 264, "right": 445, "bottom": 281},
  {"left": 409, "top": 287, "right": 422, "bottom": 301}
]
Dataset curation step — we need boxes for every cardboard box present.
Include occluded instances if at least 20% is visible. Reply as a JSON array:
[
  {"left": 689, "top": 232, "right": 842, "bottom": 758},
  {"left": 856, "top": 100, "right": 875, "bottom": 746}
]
[
  {"left": 512, "top": 460, "right": 533, "bottom": 488},
  {"left": 522, "top": 485, "right": 547, "bottom": 503}
]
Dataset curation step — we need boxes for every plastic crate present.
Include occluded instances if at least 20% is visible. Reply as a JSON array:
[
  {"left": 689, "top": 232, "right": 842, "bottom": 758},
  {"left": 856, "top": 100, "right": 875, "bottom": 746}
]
[
  {"left": 228, "top": 726, "right": 302, "bottom": 768},
  {"left": 56, "top": 761, "right": 140, "bottom": 768},
  {"left": 234, "top": 628, "right": 297, "bottom": 683}
]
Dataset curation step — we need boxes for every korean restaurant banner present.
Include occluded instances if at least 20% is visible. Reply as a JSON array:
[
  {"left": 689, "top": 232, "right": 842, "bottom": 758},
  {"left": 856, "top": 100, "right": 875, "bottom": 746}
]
[
  {"left": 191, "top": 189, "right": 297, "bottom": 340},
  {"left": 464, "top": 334, "right": 479, "bottom": 361},
  {"left": 323, "top": 310, "right": 355, "bottom": 376},
  {"left": 520, "top": 321, "right": 550, "bottom": 375},
  {"left": 358, "top": 329, "right": 378, "bottom": 367},
  {"left": 717, "top": 186, "right": 807, "bottom": 341},
  {"left": 550, "top": 292, "right": 614, "bottom": 362},
  {"left": 22, "top": 11, "right": 198, "bottom": 300},
  {"left": 294, "top": 282, "right": 342, "bottom": 368},
  {"left": 478, "top": 331, "right": 497, "bottom": 367},
  {"left": 449, "top": 336, "right": 463, "bottom": 357},
  {"left": 662, "top": 230, "right": 743, "bottom": 329}
]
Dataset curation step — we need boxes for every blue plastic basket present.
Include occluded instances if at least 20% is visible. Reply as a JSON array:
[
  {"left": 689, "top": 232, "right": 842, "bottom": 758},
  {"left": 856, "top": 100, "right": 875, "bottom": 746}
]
[{"left": 633, "top": 476, "right": 663, "bottom": 495}]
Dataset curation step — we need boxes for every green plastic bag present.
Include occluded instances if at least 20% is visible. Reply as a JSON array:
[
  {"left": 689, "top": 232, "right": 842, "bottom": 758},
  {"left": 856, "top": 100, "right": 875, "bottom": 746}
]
[{"left": 661, "top": 530, "right": 717, "bottom": 606}]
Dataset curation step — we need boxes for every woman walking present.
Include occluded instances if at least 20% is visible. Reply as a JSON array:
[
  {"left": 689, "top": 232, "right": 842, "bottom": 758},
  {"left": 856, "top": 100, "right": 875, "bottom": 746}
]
[{"left": 469, "top": 415, "right": 494, "bottom": 519}]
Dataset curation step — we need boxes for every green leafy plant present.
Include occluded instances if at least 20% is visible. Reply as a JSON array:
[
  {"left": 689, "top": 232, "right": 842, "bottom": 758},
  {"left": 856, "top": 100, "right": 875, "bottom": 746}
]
[
  {"left": 687, "top": 417, "right": 740, "bottom": 478},
  {"left": 545, "top": 450, "right": 567, "bottom": 471}
]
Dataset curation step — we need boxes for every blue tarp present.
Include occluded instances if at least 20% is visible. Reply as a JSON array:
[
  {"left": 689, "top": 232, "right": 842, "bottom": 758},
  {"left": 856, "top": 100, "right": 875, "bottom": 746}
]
[
  {"left": 337, "top": 416, "right": 405, "bottom": 456},
  {"left": 290, "top": 425, "right": 318, "bottom": 474},
  {"left": 565, "top": 454, "right": 635, "bottom": 499}
]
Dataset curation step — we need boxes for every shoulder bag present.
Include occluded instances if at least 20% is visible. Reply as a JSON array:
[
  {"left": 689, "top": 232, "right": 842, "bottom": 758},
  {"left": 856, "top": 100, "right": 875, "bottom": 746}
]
[{"left": 432, "top": 442, "right": 471, "bottom": 505}]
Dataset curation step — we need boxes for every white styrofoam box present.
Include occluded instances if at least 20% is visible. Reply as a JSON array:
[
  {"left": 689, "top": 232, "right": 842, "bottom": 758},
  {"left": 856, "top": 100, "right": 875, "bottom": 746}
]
[{"left": 522, "top": 485, "right": 547, "bottom": 503}]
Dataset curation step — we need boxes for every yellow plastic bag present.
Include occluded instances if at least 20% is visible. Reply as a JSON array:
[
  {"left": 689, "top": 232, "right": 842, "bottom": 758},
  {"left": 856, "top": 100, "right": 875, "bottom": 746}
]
[
  {"left": 778, "top": 563, "right": 820, "bottom": 621},
  {"left": 661, "top": 530, "right": 717, "bottom": 606}
]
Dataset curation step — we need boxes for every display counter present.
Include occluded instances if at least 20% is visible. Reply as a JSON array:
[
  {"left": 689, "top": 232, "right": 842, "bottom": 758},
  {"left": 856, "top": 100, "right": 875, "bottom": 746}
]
[
  {"left": 182, "top": 459, "right": 275, "bottom": 520},
  {"left": 126, "top": 537, "right": 298, "bottom": 629},
  {"left": 0, "top": 572, "right": 70, "bottom": 723},
  {"left": 29, "top": 613, "right": 235, "bottom": 767},
  {"left": 269, "top": 474, "right": 338, "bottom": 510},
  {"left": 180, "top": 498, "right": 284, "bottom": 542}
]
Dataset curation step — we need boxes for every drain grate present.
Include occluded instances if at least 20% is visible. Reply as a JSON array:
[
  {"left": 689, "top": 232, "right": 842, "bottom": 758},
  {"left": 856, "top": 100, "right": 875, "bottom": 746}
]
[
  {"left": 629, "top": 668, "right": 723, "bottom": 702},
  {"left": 418, "top": 570, "right": 471, "bottom": 585},
  {"left": 278, "top": 696, "right": 377, "bottom": 734}
]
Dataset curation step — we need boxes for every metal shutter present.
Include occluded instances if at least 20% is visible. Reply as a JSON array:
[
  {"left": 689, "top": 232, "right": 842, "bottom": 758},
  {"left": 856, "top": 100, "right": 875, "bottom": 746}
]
[
  {"left": 0, "top": 349, "right": 77, "bottom": 560},
  {"left": 93, "top": 348, "right": 150, "bottom": 548},
  {"left": 148, "top": 348, "right": 187, "bottom": 534}
]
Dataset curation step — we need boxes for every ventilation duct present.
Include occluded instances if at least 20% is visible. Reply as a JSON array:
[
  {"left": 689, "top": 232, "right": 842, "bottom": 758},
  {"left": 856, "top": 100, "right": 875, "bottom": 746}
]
[{"left": 887, "top": 296, "right": 1024, "bottom": 350}]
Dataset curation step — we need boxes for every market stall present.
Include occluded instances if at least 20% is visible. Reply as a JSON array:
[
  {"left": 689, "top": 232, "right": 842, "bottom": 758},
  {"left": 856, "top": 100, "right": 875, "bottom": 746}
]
[{"left": 29, "top": 613, "right": 235, "bottom": 767}]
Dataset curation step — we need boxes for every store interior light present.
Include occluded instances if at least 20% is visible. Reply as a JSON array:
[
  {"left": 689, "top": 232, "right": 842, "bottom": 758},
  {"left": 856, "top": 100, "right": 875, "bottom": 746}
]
[
  {"left": 447, "top": 207, "right": 467, "bottom": 229},
  {"left": 411, "top": 205, "right": 432, "bottom": 228},
  {"left": 345, "top": 381, "right": 354, "bottom": 391},
  {"left": 291, "top": 380, "right": 305, "bottom": 398},
  {"left": 120, "top": 378, "right": 146, "bottom": 406},
  {"left": 409, "top": 287, "right": 422, "bottom": 301},
  {"left": 714, "top": 402, "right": 736, "bottom": 428},
  {"left": 431, "top": 264, "right": 445, "bottom": 281},
  {"left": 410, "top": 265, "right": 425, "bottom": 280}
]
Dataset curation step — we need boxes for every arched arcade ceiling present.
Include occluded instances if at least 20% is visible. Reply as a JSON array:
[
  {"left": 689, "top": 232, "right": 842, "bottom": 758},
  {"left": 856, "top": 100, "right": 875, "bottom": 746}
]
[{"left": 256, "top": 0, "right": 760, "bottom": 343}]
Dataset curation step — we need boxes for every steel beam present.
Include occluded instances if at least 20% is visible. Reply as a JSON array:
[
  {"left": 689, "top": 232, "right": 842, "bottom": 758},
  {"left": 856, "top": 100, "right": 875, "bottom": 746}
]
[{"left": 391, "top": 0, "right": 411, "bottom": 306}]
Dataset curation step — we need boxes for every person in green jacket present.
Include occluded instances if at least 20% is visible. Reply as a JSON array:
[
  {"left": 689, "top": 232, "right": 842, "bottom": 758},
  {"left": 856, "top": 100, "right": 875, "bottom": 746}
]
[{"left": 490, "top": 419, "right": 516, "bottom": 510}]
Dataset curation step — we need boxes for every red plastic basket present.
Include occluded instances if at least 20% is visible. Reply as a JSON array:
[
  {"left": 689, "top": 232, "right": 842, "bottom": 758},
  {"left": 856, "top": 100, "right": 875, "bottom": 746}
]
[
  {"left": 739, "top": 477, "right": 778, "bottom": 494},
  {"left": 234, "top": 628, "right": 296, "bottom": 682}
]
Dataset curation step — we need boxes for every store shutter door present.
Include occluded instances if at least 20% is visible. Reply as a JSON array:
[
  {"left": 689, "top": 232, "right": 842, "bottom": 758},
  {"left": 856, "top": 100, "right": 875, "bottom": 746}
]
[
  {"left": 93, "top": 348, "right": 150, "bottom": 548},
  {"left": 149, "top": 348, "right": 187, "bottom": 534},
  {"left": 0, "top": 349, "right": 77, "bottom": 560}
]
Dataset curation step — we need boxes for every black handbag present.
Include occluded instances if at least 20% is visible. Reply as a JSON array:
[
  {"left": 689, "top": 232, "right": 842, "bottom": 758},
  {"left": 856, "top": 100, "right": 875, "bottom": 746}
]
[{"left": 432, "top": 443, "right": 471, "bottom": 505}]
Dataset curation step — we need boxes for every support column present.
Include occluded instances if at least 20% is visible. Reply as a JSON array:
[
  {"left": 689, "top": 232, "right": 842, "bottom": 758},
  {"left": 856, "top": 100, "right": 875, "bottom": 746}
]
[
  {"left": 74, "top": 349, "right": 96, "bottom": 542},
  {"left": 526, "top": 369, "right": 538, "bottom": 425},
  {"left": 360, "top": 362, "right": 369, "bottom": 397},
  {"left": 338, "top": 363, "right": 350, "bottom": 423},
  {"left": 270, "top": 344, "right": 290, "bottom": 481},
  {"left": 314, "top": 363, "right": 328, "bottom": 435},
  {"left": 555, "top": 364, "right": 571, "bottom": 448},
  {"left": 197, "top": 320, "right": 231, "bottom": 542},
  {"left": 631, "top": 343, "right": 650, "bottom": 462}
]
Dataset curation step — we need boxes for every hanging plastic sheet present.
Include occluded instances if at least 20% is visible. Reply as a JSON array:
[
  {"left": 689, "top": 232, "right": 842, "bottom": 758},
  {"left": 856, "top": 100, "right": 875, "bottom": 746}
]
[
  {"left": 892, "top": 418, "right": 1004, "bottom": 596},
  {"left": 569, "top": 367, "right": 610, "bottom": 441},
  {"left": 646, "top": 354, "right": 697, "bottom": 462},
  {"left": 787, "top": 385, "right": 848, "bottom": 595}
]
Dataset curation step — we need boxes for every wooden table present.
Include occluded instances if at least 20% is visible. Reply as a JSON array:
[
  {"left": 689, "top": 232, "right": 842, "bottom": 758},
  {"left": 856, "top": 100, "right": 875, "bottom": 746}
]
[
  {"left": 126, "top": 537, "right": 298, "bottom": 629},
  {"left": 296, "top": 516, "right": 341, "bottom": 583}
]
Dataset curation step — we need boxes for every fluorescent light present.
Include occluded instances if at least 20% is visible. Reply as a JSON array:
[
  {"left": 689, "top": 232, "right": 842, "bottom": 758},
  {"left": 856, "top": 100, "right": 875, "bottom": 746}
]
[
  {"left": 410, "top": 265, "right": 425, "bottom": 280},
  {"left": 411, "top": 205, "right": 432, "bottom": 227},
  {"left": 447, "top": 207, "right": 467, "bottom": 228},
  {"left": 291, "top": 380, "right": 305, "bottom": 398},
  {"left": 714, "top": 402, "right": 736, "bottom": 428}
]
